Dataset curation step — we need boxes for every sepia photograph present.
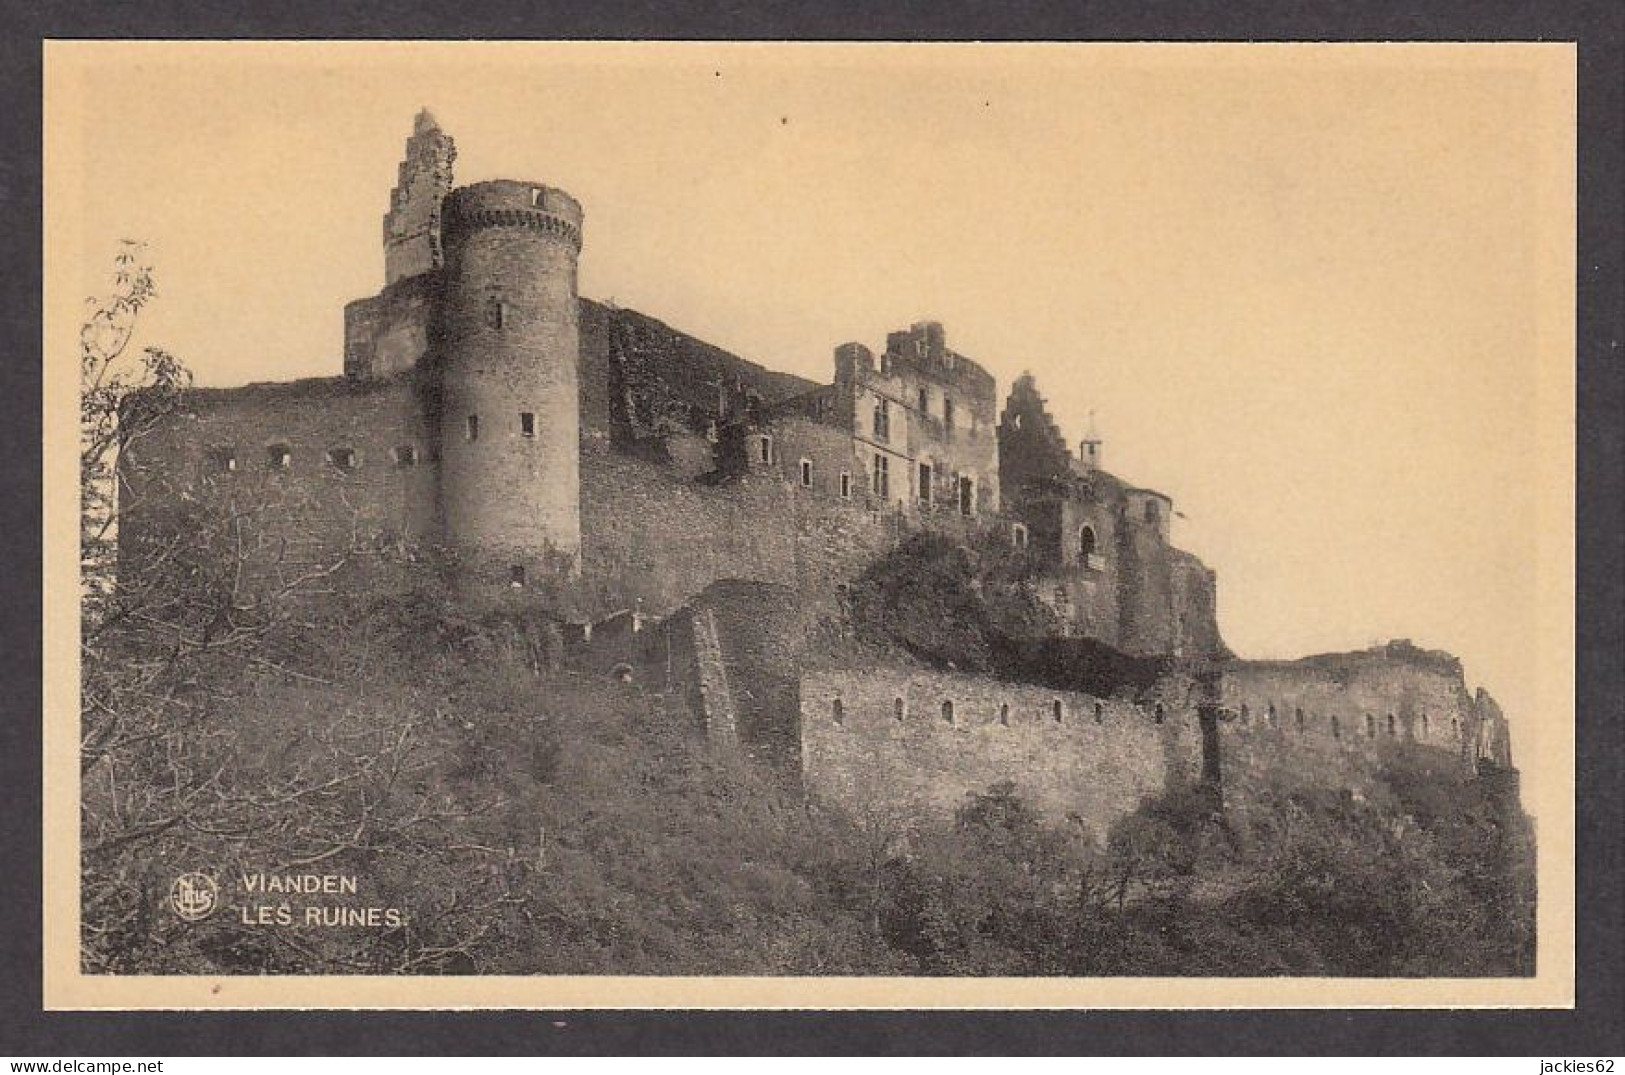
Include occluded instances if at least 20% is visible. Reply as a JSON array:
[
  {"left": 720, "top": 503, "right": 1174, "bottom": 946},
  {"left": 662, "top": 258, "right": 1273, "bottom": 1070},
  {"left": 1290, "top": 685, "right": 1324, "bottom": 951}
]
[{"left": 41, "top": 40, "right": 1576, "bottom": 1009}]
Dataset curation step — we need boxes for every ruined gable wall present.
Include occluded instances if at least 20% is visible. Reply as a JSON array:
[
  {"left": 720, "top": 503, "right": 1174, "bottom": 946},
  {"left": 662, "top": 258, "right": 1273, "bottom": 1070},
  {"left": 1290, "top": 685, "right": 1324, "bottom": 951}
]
[
  {"left": 576, "top": 299, "right": 618, "bottom": 436},
  {"left": 799, "top": 665, "right": 1204, "bottom": 842}
]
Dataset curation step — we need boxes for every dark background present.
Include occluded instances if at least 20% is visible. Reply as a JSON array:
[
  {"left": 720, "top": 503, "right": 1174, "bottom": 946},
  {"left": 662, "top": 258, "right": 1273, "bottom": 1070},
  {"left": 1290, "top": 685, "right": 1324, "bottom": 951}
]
[{"left": 1, "top": 0, "right": 1619, "bottom": 1056}]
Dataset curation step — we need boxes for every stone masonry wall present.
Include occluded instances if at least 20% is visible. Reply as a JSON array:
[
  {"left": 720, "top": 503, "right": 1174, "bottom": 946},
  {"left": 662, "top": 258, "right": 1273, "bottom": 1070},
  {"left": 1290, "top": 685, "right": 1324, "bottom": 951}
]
[
  {"left": 1217, "top": 644, "right": 1493, "bottom": 814},
  {"left": 343, "top": 272, "right": 437, "bottom": 380},
  {"left": 799, "top": 665, "right": 1204, "bottom": 843},
  {"left": 120, "top": 376, "right": 434, "bottom": 589},
  {"left": 576, "top": 435, "right": 907, "bottom": 621},
  {"left": 695, "top": 581, "right": 806, "bottom": 777},
  {"left": 576, "top": 440, "right": 799, "bottom": 616}
]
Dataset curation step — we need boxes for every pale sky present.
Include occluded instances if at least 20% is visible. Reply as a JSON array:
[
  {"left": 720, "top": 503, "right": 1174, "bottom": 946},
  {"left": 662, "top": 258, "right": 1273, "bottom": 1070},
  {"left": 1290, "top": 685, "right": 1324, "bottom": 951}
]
[{"left": 48, "top": 42, "right": 1574, "bottom": 812}]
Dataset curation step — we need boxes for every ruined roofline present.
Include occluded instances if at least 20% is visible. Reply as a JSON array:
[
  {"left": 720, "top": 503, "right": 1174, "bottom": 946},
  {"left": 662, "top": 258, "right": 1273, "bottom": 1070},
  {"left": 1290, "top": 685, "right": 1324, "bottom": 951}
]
[
  {"left": 584, "top": 297, "right": 819, "bottom": 406},
  {"left": 151, "top": 371, "right": 415, "bottom": 403},
  {"left": 1228, "top": 640, "right": 1466, "bottom": 680}
]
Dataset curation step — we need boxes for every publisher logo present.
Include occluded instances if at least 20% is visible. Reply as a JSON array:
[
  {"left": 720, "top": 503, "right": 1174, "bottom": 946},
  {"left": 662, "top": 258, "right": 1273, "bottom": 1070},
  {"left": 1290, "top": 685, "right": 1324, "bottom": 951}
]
[{"left": 170, "top": 872, "right": 219, "bottom": 921}]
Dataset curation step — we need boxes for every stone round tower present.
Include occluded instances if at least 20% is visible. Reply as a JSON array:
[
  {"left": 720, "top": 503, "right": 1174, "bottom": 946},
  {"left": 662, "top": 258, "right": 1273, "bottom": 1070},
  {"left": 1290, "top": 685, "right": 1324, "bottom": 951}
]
[{"left": 435, "top": 180, "right": 584, "bottom": 591}]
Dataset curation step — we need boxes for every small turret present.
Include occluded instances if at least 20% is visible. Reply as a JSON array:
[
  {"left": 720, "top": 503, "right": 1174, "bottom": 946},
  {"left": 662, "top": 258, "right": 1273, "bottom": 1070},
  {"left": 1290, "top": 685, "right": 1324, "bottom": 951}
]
[{"left": 1078, "top": 410, "right": 1104, "bottom": 472}]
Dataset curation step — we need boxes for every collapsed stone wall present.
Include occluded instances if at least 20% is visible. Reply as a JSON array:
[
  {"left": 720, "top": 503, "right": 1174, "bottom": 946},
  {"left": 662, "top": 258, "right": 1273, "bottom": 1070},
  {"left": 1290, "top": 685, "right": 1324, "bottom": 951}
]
[
  {"left": 1217, "top": 642, "right": 1509, "bottom": 813},
  {"left": 343, "top": 272, "right": 437, "bottom": 380},
  {"left": 584, "top": 299, "right": 816, "bottom": 443},
  {"left": 798, "top": 665, "right": 1205, "bottom": 843}
]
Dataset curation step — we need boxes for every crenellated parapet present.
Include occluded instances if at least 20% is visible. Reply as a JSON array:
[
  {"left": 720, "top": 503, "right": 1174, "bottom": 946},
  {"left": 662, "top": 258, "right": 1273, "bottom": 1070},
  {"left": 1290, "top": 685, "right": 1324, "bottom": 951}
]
[{"left": 440, "top": 185, "right": 584, "bottom": 254}]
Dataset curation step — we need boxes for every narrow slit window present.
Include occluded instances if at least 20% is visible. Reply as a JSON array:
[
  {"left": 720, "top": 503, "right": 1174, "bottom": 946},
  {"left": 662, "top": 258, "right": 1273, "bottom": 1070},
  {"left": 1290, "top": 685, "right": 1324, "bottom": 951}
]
[
  {"left": 832, "top": 697, "right": 844, "bottom": 723},
  {"left": 1154, "top": 703, "right": 1165, "bottom": 725},
  {"left": 327, "top": 447, "right": 356, "bottom": 471},
  {"left": 893, "top": 697, "right": 905, "bottom": 721},
  {"left": 1386, "top": 713, "right": 1397, "bottom": 737},
  {"left": 999, "top": 703, "right": 1010, "bottom": 726},
  {"left": 1094, "top": 701, "right": 1104, "bottom": 723},
  {"left": 941, "top": 699, "right": 954, "bottom": 723},
  {"left": 1366, "top": 713, "right": 1377, "bottom": 738},
  {"left": 1332, "top": 715, "right": 1342, "bottom": 739},
  {"left": 466, "top": 414, "right": 479, "bottom": 443},
  {"left": 1012, "top": 523, "right": 1028, "bottom": 549},
  {"left": 958, "top": 475, "right": 974, "bottom": 516},
  {"left": 393, "top": 445, "right": 417, "bottom": 468},
  {"left": 800, "top": 458, "right": 812, "bottom": 487},
  {"left": 509, "top": 565, "right": 526, "bottom": 589},
  {"left": 944, "top": 397, "right": 955, "bottom": 431},
  {"left": 917, "top": 387, "right": 928, "bottom": 413},
  {"left": 1295, "top": 707, "right": 1306, "bottom": 733},
  {"left": 1052, "top": 699, "right": 1064, "bottom": 723},
  {"left": 839, "top": 472, "right": 851, "bottom": 499},
  {"left": 520, "top": 412, "right": 536, "bottom": 438},
  {"left": 758, "top": 436, "right": 772, "bottom": 464},
  {"left": 266, "top": 444, "right": 291, "bottom": 470}
]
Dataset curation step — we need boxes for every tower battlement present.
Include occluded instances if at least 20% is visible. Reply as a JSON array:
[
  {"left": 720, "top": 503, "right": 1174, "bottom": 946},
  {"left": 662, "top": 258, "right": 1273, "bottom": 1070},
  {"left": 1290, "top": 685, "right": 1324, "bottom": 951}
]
[{"left": 441, "top": 181, "right": 584, "bottom": 254}]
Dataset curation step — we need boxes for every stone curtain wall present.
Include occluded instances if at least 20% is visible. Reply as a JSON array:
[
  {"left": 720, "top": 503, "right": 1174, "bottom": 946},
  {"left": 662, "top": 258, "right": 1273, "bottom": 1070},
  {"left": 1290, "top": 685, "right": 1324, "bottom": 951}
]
[
  {"left": 795, "top": 649, "right": 1501, "bottom": 836},
  {"left": 119, "top": 377, "right": 432, "bottom": 588},
  {"left": 799, "top": 666, "right": 1204, "bottom": 842}
]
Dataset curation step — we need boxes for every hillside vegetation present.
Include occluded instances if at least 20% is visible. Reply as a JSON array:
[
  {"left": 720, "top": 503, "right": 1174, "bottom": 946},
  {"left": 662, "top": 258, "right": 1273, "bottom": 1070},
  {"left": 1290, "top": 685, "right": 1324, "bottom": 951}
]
[{"left": 84, "top": 564, "right": 1534, "bottom": 977}]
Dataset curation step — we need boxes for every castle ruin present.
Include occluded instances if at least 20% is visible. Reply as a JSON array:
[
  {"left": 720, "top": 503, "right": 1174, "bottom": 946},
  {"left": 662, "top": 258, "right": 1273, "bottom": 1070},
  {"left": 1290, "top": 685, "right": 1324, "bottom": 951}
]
[{"left": 120, "top": 111, "right": 1517, "bottom": 837}]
